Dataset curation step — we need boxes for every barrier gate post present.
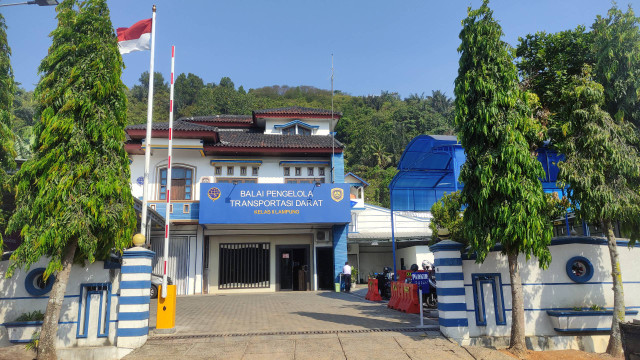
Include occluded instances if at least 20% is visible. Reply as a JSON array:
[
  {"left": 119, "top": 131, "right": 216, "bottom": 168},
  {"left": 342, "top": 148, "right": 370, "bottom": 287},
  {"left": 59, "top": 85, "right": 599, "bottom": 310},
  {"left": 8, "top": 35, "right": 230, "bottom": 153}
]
[{"left": 417, "top": 287, "right": 427, "bottom": 328}]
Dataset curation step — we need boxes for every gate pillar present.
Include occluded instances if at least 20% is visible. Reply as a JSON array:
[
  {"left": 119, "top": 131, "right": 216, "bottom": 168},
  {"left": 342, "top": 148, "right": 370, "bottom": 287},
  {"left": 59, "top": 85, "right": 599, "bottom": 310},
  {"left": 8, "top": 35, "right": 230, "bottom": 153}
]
[
  {"left": 116, "top": 246, "right": 155, "bottom": 349},
  {"left": 430, "top": 240, "right": 469, "bottom": 345}
]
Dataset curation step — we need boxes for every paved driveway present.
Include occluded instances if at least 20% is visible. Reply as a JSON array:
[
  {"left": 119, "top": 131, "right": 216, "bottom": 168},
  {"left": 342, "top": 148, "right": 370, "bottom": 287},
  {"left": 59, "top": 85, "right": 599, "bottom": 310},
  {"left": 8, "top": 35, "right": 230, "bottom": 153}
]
[
  {"left": 124, "top": 331, "right": 515, "bottom": 360},
  {"left": 128, "top": 290, "right": 516, "bottom": 360},
  {"left": 148, "top": 289, "right": 436, "bottom": 336}
]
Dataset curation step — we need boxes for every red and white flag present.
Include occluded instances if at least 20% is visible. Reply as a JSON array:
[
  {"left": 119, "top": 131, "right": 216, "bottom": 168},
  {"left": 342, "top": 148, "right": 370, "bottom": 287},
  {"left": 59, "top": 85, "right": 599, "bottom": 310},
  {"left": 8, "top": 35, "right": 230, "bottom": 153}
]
[{"left": 117, "top": 18, "right": 152, "bottom": 54}]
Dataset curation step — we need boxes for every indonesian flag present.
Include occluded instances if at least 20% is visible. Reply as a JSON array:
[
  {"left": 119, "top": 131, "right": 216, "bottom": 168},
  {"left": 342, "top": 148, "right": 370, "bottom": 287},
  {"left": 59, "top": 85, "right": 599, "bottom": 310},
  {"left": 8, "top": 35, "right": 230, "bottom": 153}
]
[{"left": 117, "top": 18, "right": 152, "bottom": 55}]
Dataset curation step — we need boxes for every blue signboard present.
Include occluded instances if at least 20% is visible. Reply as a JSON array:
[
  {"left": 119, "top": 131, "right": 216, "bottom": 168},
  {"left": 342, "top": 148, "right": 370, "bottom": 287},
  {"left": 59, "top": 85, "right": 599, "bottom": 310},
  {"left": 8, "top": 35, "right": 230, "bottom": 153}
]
[
  {"left": 199, "top": 183, "right": 351, "bottom": 224},
  {"left": 411, "top": 271, "right": 432, "bottom": 294}
]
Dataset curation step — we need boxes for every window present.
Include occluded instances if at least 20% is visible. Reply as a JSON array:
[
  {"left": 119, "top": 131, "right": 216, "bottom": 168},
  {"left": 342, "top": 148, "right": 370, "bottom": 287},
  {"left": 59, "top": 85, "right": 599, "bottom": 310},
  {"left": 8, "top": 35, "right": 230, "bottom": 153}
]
[
  {"left": 471, "top": 273, "right": 506, "bottom": 326},
  {"left": 295, "top": 167, "right": 301, "bottom": 176},
  {"left": 307, "top": 167, "right": 314, "bottom": 176},
  {"left": 566, "top": 256, "right": 594, "bottom": 283},
  {"left": 284, "top": 167, "right": 290, "bottom": 176},
  {"left": 227, "top": 166, "right": 234, "bottom": 175},
  {"left": 215, "top": 166, "right": 222, "bottom": 176},
  {"left": 240, "top": 167, "right": 247, "bottom": 176},
  {"left": 319, "top": 168, "right": 325, "bottom": 176},
  {"left": 159, "top": 167, "right": 193, "bottom": 200},
  {"left": 252, "top": 167, "right": 259, "bottom": 176},
  {"left": 216, "top": 178, "right": 258, "bottom": 184},
  {"left": 285, "top": 178, "right": 325, "bottom": 184},
  {"left": 281, "top": 124, "right": 312, "bottom": 136}
]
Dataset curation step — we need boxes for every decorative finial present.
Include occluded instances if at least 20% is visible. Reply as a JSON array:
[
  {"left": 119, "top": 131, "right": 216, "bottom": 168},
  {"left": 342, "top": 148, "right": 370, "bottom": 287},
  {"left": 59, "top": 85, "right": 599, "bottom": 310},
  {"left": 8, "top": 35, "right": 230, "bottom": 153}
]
[
  {"left": 152, "top": 5, "right": 156, "bottom": 12},
  {"left": 132, "top": 233, "right": 145, "bottom": 247}
]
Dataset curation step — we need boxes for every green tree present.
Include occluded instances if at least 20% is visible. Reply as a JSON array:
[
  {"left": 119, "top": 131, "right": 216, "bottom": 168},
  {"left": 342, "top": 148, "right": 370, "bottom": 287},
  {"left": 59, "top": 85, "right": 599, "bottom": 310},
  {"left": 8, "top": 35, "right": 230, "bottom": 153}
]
[
  {"left": 516, "top": 27, "right": 593, "bottom": 115},
  {"left": 592, "top": 5, "right": 640, "bottom": 130},
  {"left": 429, "top": 191, "right": 464, "bottom": 245},
  {"left": 454, "top": 1, "right": 553, "bottom": 354},
  {"left": 6, "top": 1, "right": 136, "bottom": 358},
  {"left": 518, "top": 6, "right": 640, "bottom": 355},
  {"left": 553, "top": 72, "right": 640, "bottom": 357},
  {"left": 174, "top": 72, "right": 204, "bottom": 118},
  {"left": 126, "top": 71, "right": 170, "bottom": 125},
  {"left": 0, "top": 12, "right": 16, "bottom": 251}
]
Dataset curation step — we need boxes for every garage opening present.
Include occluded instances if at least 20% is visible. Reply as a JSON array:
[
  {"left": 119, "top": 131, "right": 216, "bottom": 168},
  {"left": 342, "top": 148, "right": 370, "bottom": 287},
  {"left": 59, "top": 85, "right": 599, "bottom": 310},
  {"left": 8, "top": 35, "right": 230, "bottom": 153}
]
[{"left": 219, "top": 243, "right": 270, "bottom": 289}]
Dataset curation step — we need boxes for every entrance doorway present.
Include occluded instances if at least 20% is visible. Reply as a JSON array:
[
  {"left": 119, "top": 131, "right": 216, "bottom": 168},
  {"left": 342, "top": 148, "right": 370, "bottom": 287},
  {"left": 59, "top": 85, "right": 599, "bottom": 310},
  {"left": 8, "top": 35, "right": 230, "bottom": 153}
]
[
  {"left": 277, "top": 246, "right": 310, "bottom": 291},
  {"left": 316, "top": 247, "right": 334, "bottom": 290}
]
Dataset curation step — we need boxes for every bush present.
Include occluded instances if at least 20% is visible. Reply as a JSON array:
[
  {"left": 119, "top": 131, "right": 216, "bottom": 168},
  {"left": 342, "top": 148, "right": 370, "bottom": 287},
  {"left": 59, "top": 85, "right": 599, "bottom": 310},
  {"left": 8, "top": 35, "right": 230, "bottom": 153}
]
[{"left": 14, "top": 310, "right": 44, "bottom": 322}]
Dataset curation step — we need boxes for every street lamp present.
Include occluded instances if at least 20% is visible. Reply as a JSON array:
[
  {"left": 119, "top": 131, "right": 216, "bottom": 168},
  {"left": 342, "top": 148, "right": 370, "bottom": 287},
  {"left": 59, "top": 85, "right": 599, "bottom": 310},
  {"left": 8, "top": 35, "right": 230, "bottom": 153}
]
[{"left": 0, "top": 0, "right": 58, "bottom": 7}]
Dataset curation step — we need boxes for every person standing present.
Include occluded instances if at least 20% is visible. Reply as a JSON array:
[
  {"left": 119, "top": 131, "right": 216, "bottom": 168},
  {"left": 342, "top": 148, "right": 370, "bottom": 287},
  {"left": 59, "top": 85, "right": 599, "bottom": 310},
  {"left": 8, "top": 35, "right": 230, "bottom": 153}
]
[{"left": 343, "top": 261, "right": 352, "bottom": 293}]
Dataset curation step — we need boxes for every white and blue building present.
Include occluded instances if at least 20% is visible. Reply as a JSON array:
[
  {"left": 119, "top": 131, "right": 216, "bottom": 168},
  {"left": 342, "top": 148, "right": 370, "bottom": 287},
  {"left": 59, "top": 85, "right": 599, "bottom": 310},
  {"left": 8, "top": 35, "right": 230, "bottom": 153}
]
[{"left": 125, "top": 107, "right": 352, "bottom": 294}]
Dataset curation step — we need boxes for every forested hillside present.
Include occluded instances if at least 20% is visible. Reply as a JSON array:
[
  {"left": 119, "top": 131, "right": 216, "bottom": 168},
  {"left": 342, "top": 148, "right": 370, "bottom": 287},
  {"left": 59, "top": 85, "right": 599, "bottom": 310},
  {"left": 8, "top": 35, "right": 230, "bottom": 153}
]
[{"left": 11, "top": 73, "right": 454, "bottom": 207}]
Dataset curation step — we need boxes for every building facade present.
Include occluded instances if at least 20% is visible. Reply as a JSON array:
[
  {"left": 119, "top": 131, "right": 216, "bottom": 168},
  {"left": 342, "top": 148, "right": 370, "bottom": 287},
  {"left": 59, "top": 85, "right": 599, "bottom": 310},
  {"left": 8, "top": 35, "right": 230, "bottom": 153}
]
[
  {"left": 125, "top": 107, "right": 350, "bottom": 295},
  {"left": 344, "top": 173, "right": 433, "bottom": 282}
]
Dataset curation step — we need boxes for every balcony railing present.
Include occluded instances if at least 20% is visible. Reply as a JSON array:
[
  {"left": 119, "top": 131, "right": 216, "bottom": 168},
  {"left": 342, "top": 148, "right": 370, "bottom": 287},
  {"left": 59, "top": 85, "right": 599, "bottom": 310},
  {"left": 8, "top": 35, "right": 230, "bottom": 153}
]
[{"left": 148, "top": 201, "right": 199, "bottom": 222}]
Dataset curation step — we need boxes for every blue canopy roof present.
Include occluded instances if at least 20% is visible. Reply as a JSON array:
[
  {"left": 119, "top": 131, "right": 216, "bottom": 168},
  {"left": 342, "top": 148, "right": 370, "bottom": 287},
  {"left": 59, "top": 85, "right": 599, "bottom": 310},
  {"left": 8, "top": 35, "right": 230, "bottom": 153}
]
[{"left": 389, "top": 135, "right": 565, "bottom": 211}]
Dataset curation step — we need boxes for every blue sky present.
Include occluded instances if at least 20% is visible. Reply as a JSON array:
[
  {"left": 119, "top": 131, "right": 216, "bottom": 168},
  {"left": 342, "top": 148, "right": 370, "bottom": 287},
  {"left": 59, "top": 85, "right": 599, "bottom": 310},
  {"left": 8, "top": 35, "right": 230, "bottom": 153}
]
[{"left": 3, "top": 0, "right": 639, "bottom": 98}]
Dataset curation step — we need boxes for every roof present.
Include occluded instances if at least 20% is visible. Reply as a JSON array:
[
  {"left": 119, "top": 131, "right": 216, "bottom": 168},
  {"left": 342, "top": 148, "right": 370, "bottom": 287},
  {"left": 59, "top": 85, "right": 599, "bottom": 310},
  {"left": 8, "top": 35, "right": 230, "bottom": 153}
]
[
  {"left": 253, "top": 106, "right": 342, "bottom": 117},
  {"left": 389, "top": 135, "right": 466, "bottom": 212},
  {"left": 214, "top": 130, "right": 344, "bottom": 149},
  {"left": 389, "top": 134, "right": 566, "bottom": 212},
  {"left": 179, "top": 115, "right": 253, "bottom": 126},
  {"left": 126, "top": 120, "right": 218, "bottom": 133},
  {"left": 345, "top": 172, "right": 370, "bottom": 186}
]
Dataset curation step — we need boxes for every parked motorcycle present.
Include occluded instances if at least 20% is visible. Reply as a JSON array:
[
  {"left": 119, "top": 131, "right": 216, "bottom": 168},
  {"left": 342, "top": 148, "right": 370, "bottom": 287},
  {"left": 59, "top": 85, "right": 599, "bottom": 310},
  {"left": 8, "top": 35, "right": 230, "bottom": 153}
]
[{"left": 376, "top": 267, "right": 393, "bottom": 299}]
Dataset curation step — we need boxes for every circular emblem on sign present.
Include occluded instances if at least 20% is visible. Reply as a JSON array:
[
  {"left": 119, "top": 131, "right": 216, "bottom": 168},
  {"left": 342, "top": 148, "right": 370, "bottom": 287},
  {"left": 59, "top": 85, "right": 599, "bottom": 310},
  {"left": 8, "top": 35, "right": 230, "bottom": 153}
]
[
  {"left": 136, "top": 176, "right": 144, "bottom": 185},
  {"left": 208, "top": 187, "right": 221, "bottom": 201},
  {"left": 331, "top": 188, "right": 344, "bottom": 202}
]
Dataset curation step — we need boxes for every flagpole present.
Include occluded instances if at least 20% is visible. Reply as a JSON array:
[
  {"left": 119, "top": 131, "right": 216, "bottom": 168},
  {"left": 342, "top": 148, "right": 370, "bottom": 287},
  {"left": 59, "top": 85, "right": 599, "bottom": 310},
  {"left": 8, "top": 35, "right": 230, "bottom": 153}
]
[
  {"left": 140, "top": 5, "right": 157, "bottom": 242},
  {"left": 162, "top": 45, "right": 175, "bottom": 299}
]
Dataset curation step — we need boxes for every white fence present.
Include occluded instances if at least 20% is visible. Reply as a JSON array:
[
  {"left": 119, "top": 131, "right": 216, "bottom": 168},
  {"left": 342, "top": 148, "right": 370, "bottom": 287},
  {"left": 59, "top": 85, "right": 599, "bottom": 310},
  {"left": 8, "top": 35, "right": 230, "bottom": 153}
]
[
  {"left": 0, "top": 247, "right": 154, "bottom": 358},
  {"left": 431, "top": 237, "right": 640, "bottom": 352}
]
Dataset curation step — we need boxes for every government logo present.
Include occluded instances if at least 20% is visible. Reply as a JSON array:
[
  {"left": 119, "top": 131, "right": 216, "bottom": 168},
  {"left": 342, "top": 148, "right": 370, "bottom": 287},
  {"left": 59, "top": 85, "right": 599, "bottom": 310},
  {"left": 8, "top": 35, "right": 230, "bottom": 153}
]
[
  {"left": 331, "top": 188, "right": 344, "bottom": 202},
  {"left": 208, "top": 187, "right": 221, "bottom": 201}
]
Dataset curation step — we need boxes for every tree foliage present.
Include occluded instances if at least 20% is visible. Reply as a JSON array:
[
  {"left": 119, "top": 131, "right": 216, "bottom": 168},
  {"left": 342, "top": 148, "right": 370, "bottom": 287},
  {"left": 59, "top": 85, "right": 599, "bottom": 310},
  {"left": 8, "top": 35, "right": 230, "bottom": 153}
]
[
  {"left": 455, "top": 1, "right": 552, "bottom": 266},
  {"left": 517, "top": 5, "right": 640, "bottom": 355},
  {"left": 454, "top": 1, "right": 553, "bottom": 354},
  {"left": 592, "top": 5, "right": 640, "bottom": 129},
  {"left": 7, "top": 0, "right": 136, "bottom": 277},
  {"left": 0, "top": 13, "right": 15, "bottom": 250},
  {"left": 428, "top": 191, "right": 464, "bottom": 245},
  {"left": 554, "top": 71, "right": 640, "bottom": 239}
]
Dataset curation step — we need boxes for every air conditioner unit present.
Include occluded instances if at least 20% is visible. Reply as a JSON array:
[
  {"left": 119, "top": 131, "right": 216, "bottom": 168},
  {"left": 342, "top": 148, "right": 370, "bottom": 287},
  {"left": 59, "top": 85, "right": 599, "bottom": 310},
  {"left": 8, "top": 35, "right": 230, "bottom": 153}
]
[
  {"left": 315, "top": 230, "right": 331, "bottom": 244},
  {"left": 200, "top": 176, "right": 214, "bottom": 184}
]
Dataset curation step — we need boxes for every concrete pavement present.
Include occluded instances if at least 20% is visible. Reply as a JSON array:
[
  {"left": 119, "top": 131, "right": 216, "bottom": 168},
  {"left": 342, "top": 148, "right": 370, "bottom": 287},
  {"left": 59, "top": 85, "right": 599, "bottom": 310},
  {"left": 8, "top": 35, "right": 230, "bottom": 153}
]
[
  {"left": 148, "top": 290, "right": 436, "bottom": 336},
  {"left": 124, "top": 290, "right": 515, "bottom": 359},
  {"left": 125, "top": 331, "right": 515, "bottom": 360}
]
